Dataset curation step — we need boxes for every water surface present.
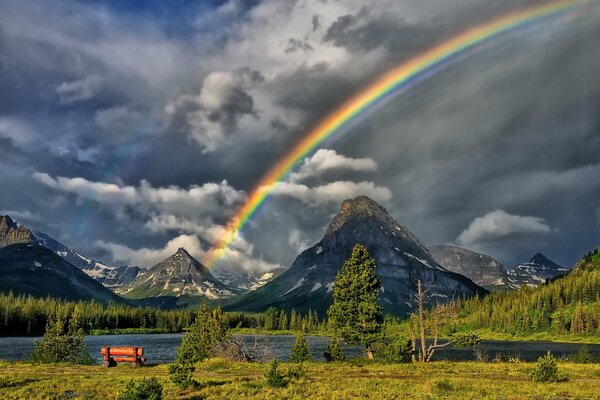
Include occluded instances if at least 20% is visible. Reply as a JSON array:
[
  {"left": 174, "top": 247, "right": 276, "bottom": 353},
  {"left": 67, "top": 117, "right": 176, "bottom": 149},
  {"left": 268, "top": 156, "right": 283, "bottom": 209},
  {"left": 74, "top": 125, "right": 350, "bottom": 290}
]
[{"left": 0, "top": 334, "right": 598, "bottom": 364}]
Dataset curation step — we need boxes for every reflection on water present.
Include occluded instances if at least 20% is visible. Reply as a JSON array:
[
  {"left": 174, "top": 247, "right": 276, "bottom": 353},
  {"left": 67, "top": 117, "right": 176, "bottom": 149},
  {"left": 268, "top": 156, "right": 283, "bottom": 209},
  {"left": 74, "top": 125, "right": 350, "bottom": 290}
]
[{"left": 0, "top": 334, "right": 598, "bottom": 364}]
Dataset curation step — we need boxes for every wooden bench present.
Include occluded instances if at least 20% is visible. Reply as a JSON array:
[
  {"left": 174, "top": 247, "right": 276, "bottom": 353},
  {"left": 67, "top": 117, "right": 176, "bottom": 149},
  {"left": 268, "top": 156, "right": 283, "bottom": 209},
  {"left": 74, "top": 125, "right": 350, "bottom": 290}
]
[{"left": 101, "top": 346, "right": 145, "bottom": 368}]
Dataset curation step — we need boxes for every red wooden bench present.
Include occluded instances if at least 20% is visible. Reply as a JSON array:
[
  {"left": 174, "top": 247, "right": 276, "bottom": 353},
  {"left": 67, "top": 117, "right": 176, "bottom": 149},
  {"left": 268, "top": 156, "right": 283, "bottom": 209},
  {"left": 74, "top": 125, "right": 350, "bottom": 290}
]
[{"left": 101, "top": 346, "right": 145, "bottom": 367}]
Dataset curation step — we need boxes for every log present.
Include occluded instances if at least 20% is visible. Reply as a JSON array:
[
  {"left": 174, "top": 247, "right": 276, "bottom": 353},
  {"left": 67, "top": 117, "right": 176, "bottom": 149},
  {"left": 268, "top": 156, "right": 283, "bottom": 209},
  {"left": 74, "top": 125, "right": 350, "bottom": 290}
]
[{"left": 101, "top": 346, "right": 143, "bottom": 356}]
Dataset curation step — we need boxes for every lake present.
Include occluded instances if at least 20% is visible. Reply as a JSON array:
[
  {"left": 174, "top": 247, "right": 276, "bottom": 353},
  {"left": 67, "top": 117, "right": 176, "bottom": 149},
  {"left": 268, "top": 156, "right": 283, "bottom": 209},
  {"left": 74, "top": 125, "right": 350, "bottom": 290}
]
[{"left": 0, "top": 334, "right": 598, "bottom": 364}]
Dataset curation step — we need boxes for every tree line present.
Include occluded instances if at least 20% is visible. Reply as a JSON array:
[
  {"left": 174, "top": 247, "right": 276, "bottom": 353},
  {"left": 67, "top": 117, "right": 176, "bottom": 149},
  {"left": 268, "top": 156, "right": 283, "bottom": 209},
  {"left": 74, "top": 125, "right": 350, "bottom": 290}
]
[
  {"left": 448, "top": 257, "right": 600, "bottom": 336},
  {"left": 0, "top": 293, "right": 326, "bottom": 336}
]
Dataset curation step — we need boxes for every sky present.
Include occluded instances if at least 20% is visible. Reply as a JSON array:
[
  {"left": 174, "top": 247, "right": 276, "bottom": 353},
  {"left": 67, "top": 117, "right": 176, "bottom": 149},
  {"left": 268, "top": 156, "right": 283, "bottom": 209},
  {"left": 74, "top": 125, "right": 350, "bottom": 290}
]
[{"left": 1, "top": 0, "right": 599, "bottom": 274}]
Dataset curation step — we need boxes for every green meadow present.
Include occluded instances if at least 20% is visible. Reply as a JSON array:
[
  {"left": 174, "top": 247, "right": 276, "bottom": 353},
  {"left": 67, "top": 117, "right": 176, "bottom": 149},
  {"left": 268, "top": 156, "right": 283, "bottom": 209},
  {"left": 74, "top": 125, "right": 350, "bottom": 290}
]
[{"left": 1, "top": 359, "right": 599, "bottom": 400}]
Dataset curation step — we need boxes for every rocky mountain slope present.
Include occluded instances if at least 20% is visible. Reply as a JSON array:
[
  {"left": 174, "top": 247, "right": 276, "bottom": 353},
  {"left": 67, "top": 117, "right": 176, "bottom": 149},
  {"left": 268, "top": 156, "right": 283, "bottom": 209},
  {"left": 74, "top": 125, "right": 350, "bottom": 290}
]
[
  {"left": 507, "top": 253, "right": 569, "bottom": 287},
  {"left": 224, "top": 196, "right": 486, "bottom": 316},
  {"left": 122, "top": 248, "right": 237, "bottom": 299},
  {"left": 0, "top": 243, "right": 122, "bottom": 303},
  {"left": 430, "top": 245, "right": 510, "bottom": 290},
  {"left": 215, "top": 267, "right": 287, "bottom": 292},
  {"left": 0, "top": 215, "right": 35, "bottom": 248},
  {"left": 34, "top": 230, "right": 140, "bottom": 288}
]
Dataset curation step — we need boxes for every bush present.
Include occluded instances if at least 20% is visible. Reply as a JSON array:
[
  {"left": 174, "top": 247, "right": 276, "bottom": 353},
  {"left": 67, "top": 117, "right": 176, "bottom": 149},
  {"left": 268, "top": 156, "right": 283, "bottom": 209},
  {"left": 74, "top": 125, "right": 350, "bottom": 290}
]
[
  {"left": 290, "top": 335, "right": 311, "bottom": 363},
  {"left": 168, "top": 360, "right": 197, "bottom": 390},
  {"left": 118, "top": 378, "right": 162, "bottom": 400},
  {"left": 324, "top": 337, "right": 345, "bottom": 362},
  {"left": 29, "top": 307, "right": 94, "bottom": 365},
  {"left": 373, "top": 337, "right": 412, "bottom": 363},
  {"left": 530, "top": 352, "right": 566, "bottom": 383},
  {"left": 570, "top": 345, "right": 594, "bottom": 364},
  {"left": 176, "top": 303, "right": 228, "bottom": 364},
  {"left": 265, "top": 359, "right": 286, "bottom": 388},
  {"left": 286, "top": 363, "right": 307, "bottom": 380}
]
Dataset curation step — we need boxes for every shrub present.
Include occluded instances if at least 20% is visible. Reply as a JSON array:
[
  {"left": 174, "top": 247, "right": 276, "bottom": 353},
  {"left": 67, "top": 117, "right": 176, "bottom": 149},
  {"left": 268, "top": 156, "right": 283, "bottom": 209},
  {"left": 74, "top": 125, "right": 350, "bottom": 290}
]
[
  {"left": 286, "top": 363, "right": 307, "bottom": 380},
  {"left": 290, "top": 335, "right": 311, "bottom": 363},
  {"left": 453, "top": 331, "right": 481, "bottom": 348},
  {"left": 168, "top": 360, "right": 198, "bottom": 390},
  {"left": 373, "top": 337, "right": 412, "bottom": 363},
  {"left": 118, "top": 378, "right": 162, "bottom": 400},
  {"left": 570, "top": 345, "right": 594, "bottom": 364},
  {"left": 530, "top": 352, "right": 566, "bottom": 383},
  {"left": 29, "top": 307, "right": 94, "bottom": 365},
  {"left": 324, "top": 337, "right": 345, "bottom": 362},
  {"left": 265, "top": 359, "right": 286, "bottom": 388}
]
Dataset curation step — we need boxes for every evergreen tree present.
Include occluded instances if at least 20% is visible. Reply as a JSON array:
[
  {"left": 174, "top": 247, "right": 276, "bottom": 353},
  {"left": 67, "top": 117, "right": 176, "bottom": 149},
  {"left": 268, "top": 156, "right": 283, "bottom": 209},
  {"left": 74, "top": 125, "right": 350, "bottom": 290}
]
[
  {"left": 327, "top": 244, "right": 383, "bottom": 359},
  {"left": 29, "top": 306, "right": 94, "bottom": 364},
  {"left": 169, "top": 303, "right": 227, "bottom": 389},
  {"left": 324, "top": 337, "right": 345, "bottom": 362},
  {"left": 290, "top": 335, "right": 311, "bottom": 363},
  {"left": 175, "top": 303, "right": 227, "bottom": 364}
]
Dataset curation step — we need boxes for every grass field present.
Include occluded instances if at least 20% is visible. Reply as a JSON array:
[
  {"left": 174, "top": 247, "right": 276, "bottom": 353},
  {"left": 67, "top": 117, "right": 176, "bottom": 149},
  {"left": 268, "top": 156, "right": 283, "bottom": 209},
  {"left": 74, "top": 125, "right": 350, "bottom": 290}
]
[{"left": 1, "top": 359, "right": 599, "bottom": 399}]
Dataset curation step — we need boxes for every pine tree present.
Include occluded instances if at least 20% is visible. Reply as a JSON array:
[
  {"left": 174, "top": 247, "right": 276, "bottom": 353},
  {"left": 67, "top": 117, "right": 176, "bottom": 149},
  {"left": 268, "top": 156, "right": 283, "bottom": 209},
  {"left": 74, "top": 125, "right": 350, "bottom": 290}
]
[
  {"left": 290, "top": 335, "right": 311, "bottom": 363},
  {"left": 327, "top": 244, "right": 383, "bottom": 359},
  {"left": 324, "top": 337, "right": 345, "bottom": 362},
  {"left": 170, "top": 303, "right": 227, "bottom": 389}
]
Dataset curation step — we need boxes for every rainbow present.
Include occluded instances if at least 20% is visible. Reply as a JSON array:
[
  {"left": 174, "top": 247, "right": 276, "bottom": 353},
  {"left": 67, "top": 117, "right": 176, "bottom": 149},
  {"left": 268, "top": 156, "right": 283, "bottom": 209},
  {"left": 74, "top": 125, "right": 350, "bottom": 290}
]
[{"left": 205, "top": 0, "right": 581, "bottom": 268}]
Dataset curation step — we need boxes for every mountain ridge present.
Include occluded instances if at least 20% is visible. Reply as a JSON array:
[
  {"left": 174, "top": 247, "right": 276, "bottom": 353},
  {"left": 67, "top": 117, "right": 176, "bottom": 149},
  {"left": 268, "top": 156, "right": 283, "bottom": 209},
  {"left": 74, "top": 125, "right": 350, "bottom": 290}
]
[{"left": 224, "top": 196, "right": 486, "bottom": 316}]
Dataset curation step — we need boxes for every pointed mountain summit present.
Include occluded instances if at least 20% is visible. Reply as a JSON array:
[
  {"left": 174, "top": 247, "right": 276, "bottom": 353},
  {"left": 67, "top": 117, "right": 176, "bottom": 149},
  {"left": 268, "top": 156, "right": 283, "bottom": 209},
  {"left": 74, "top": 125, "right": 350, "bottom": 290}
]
[
  {"left": 123, "top": 248, "right": 236, "bottom": 299},
  {"left": 430, "top": 245, "right": 510, "bottom": 291},
  {"left": 0, "top": 215, "right": 36, "bottom": 248},
  {"left": 224, "top": 196, "right": 486, "bottom": 316},
  {"left": 507, "top": 252, "right": 569, "bottom": 287}
]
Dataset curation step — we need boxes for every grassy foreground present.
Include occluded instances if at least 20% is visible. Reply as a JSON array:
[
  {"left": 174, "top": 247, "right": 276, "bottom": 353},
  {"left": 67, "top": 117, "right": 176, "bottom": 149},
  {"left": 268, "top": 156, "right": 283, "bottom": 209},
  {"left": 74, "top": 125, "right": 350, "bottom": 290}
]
[{"left": 1, "top": 359, "right": 599, "bottom": 399}]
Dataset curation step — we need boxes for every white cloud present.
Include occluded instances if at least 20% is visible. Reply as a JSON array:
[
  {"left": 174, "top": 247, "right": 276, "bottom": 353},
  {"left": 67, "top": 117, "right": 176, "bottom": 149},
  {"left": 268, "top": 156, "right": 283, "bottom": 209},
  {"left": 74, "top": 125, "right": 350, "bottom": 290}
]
[
  {"left": 289, "top": 149, "right": 377, "bottom": 182},
  {"left": 288, "top": 228, "right": 311, "bottom": 252},
  {"left": 165, "top": 69, "right": 264, "bottom": 152},
  {"left": 56, "top": 75, "right": 104, "bottom": 104},
  {"left": 34, "top": 171, "right": 280, "bottom": 274},
  {"left": 96, "top": 234, "right": 206, "bottom": 267},
  {"left": 266, "top": 180, "right": 392, "bottom": 205},
  {"left": 32, "top": 172, "right": 243, "bottom": 220},
  {"left": 457, "top": 209, "right": 556, "bottom": 246}
]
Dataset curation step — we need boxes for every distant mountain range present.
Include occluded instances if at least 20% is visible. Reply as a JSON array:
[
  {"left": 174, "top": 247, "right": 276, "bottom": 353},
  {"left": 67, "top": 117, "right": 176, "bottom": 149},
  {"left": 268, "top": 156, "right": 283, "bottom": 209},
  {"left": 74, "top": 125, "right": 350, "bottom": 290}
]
[
  {"left": 0, "top": 204, "right": 576, "bottom": 312},
  {"left": 34, "top": 230, "right": 141, "bottom": 288},
  {"left": 224, "top": 196, "right": 487, "bottom": 316}
]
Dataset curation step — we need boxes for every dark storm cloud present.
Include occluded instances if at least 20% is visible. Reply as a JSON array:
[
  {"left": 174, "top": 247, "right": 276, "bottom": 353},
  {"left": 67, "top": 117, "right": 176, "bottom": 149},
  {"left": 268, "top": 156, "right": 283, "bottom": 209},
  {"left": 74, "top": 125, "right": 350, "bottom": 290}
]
[{"left": 0, "top": 0, "right": 598, "bottom": 272}]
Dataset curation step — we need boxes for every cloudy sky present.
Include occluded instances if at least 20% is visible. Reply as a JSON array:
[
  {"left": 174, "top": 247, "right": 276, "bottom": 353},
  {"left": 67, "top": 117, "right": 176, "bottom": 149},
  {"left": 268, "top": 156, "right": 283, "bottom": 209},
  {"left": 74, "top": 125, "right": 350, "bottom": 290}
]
[{"left": 1, "top": 0, "right": 599, "bottom": 273}]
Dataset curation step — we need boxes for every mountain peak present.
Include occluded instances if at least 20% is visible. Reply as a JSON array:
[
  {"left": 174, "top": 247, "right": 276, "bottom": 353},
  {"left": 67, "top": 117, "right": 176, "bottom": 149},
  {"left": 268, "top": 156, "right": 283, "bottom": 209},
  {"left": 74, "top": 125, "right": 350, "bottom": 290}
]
[
  {"left": 0, "top": 215, "right": 35, "bottom": 248},
  {"left": 530, "top": 253, "right": 550, "bottom": 264},
  {"left": 175, "top": 247, "right": 191, "bottom": 257},
  {"left": 0, "top": 215, "right": 18, "bottom": 230},
  {"left": 123, "top": 246, "right": 236, "bottom": 299},
  {"left": 326, "top": 196, "right": 394, "bottom": 236}
]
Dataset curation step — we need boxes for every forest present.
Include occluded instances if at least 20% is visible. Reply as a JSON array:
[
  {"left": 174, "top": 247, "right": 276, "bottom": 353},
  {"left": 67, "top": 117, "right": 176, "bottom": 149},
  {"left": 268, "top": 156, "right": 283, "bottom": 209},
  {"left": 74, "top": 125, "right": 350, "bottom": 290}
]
[{"left": 448, "top": 255, "right": 600, "bottom": 336}]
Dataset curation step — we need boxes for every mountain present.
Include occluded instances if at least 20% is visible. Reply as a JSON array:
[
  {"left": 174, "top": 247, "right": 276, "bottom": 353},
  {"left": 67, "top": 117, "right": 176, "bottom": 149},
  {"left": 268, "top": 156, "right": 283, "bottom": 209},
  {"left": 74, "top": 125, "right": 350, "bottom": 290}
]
[
  {"left": 224, "top": 196, "right": 486, "bottom": 316},
  {"left": 34, "top": 230, "right": 140, "bottom": 288},
  {"left": 0, "top": 215, "right": 35, "bottom": 248},
  {"left": 215, "top": 267, "right": 287, "bottom": 291},
  {"left": 430, "top": 245, "right": 510, "bottom": 290},
  {"left": 122, "top": 248, "right": 237, "bottom": 299},
  {"left": 507, "top": 253, "right": 569, "bottom": 287},
  {"left": 0, "top": 243, "right": 122, "bottom": 303},
  {"left": 450, "top": 251, "right": 600, "bottom": 336}
]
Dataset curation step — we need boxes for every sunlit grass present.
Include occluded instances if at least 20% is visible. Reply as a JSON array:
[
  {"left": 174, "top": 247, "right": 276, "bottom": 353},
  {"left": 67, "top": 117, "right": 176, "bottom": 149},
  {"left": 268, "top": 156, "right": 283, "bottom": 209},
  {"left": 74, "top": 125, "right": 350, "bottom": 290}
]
[{"left": 1, "top": 359, "right": 599, "bottom": 399}]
